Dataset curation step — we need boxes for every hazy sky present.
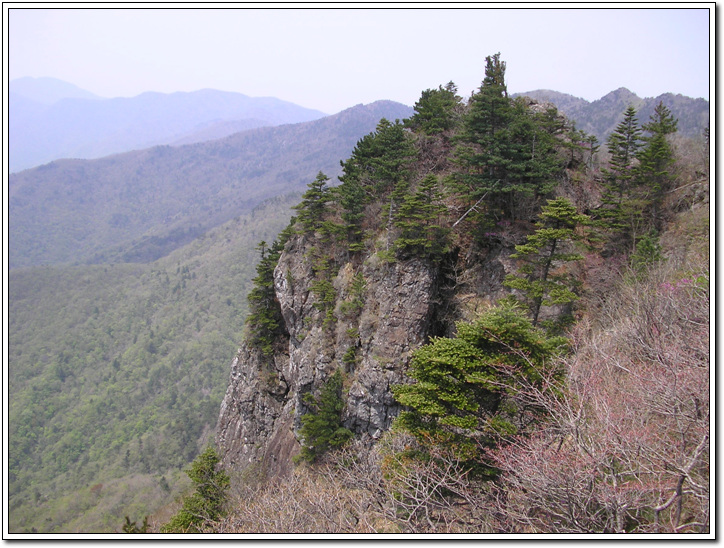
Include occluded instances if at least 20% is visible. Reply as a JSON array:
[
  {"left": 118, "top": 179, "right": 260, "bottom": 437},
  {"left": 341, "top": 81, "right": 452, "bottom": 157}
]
[{"left": 6, "top": 5, "right": 712, "bottom": 114}]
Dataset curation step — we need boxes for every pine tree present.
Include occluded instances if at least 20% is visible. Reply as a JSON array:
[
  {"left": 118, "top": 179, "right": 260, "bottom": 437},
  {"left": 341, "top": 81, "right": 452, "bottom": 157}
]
[
  {"left": 392, "top": 303, "right": 567, "bottom": 476},
  {"left": 630, "top": 228, "right": 663, "bottom": 273},
  {"left": 457, "top": 53, "right": 513, "bottom": 205},
  {"left": 297, "top": 369, "right": 353, "bottom": 463},
  {"left": 336, "top": 118, "right": 416, "bottom": 252},
  {"left": 456, "top": 53, "right": 563, "bottom": 222},
  {"left": 308, "top": 252, "right": 338, "bottom": 328},
  {"left": 339, "top": 118, "right": 415, "bottom": 197},
  {"left": 635, "top": 101, "right": 678, "bottom": 230},
  {"left": 504, "top": 197, "right": 589, "bottom": 327},
  {"left": 161, "top": 446, "right": 230, "bottom": 533},
  {"left": 122, "top": 515, "right": 149, "bottom": 533},
  {"left": 598, "top": 106, "right": 643, "bottom": 249},
  {"left": 245, "top": 239, "right": 285, "bottom": 355},
  {"left": 336, "top": 175, "right": 367, "bottom": 252},
  {"left": 393, "top": 174, "right": 449, "bottom": 260},
  {"left": 585, "top": 133, "right": 600, "bottom": 170},
  {"left": 293, "top": 172, "right": 332, "bottom": 233},
  {"left": 405, "top": 81, "right": 462, "bottom": 136},
  {"left": 608, "top": 106, "right": 643, "bottom": 174},
  {"left": 502, "top": 98, "right": 563, "bottom": 214}
]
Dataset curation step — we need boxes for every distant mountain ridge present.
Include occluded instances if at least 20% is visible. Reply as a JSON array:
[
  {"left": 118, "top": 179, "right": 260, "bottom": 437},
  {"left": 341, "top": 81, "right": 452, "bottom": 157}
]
[
  {"left": 9, "top": 100, "right": 414, "bottom": 268},
  {"left": 9, "top": 76, "right": 103, "bottom": 104},
  {"left": 9, "top": 79, "right": 328, "bottom": 172},
  {"left": 514, "top": 87, "right": 709, "bottom": 141}
]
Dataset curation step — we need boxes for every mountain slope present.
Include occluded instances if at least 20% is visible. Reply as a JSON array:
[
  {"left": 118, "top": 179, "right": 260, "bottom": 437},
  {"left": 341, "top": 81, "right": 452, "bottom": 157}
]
[
  {"left": 515, "top": 87, "right": 709, "bottom": 140},
  {"left": 212, "top": 72, "right": 709, "bottom": 535},
  {"left": 8, "top": 193, "right": 301, "bottom": 533},
  {"left": 9, "top": 84, "right": 328, "bottom": 172},
  {"left": 10, "top": 76, "right": 103, "bottom": 104},
  {"left": 9, "top": 100, "right": 414, "bottom": 268}
]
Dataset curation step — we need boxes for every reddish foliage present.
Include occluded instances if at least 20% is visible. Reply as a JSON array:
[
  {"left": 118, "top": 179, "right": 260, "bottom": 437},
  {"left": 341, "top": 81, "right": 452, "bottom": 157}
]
[{"left": 488, "top": 266, "right": 709, "bottom": 533}]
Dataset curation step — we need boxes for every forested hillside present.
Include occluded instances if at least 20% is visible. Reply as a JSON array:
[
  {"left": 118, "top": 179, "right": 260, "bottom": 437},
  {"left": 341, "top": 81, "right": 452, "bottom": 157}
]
[
  {"left": 9, "top": 100, "right": 413, "bottom": 268},
  {"left": 204, "top": 54, "right": 709, "bottom": 535},
  {"left": 8, "top": 99, "right": 413, "bottom": 534},
  {"left": 8, "top": 194, "right": 300, "bottom": 533},
  {"left": 7, "top": 54, "right": 709, "bottom": 536}
]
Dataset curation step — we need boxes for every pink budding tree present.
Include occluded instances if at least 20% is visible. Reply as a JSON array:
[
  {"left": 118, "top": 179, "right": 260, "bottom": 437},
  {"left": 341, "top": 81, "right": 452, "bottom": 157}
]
[{"left": 487, "top": 269, "right": 709, "bottom": 534}]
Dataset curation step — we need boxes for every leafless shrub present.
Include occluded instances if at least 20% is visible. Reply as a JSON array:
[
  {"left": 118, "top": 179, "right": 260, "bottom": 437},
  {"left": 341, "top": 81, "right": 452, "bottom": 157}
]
[
  {"left": 488, "top": 259, "right": 709, "bottom": 534},
  {"left": 380, "top": 434, "right": 495, "bottom": 533},
  {"left": 207, "top": 434, "right": 500, "bottom": 534}
]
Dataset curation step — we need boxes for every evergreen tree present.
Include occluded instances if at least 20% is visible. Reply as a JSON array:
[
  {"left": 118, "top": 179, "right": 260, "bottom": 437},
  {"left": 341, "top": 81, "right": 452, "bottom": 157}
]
[
  {"left": 337, "top": 118, "right": 416, "bottom": 251},
  {"left": 297, "top": 369, "right": 353, "bottom": 463},
  {"left": 563, "top": 124, "right": 599, "bottom": 171},
  {"left": 456, "top": 53, "right": 563, "bottom": 222},
  {"left": 308, "top": 253, "right": 338, "bottom": 328},
  {"left": 393, "top": 174, "right": 450, "bottom": 260},
  {"left": 392, "top": 304, "right": 567, "bottom": 476},
  {"left": 635, "top": 101, "right": 678, "bottom": 229},
  {"left": 642, "top": 100, "right": 678, "bottom": 137},
  {"left": 336, "top": 175, "right": 367, "bottom": 252},
  {"left": 630, "top": 229, "right": 663, "bottom": 273},
  {"left": 245, "top": 239, "right": 285, "bottom": 355},
  {"left": 340, "top": 118, "right": 415, "bottom": 197},
  {"left": 122, "top": 515, "right": 149, "bottom": 533},
  {"left": 503, "top": 197, "right": 589, "bottom": 327},
  {"left": 457, "top": 53, "right": 512, "bottom": 202},
  {"left": 405, "top": 81, "right": 462, "bottom": 136},
  {"left": 608, "top": 106, "right": 643, "bottom": 172},
  {"left": 293, "top": 172, "right": 332, "bottom": 233},
  {"left": 502, "top": 98, "right": 563, "bottom": 212},
  {"left": 161, "top": 446, "right": 230, "bottom": 533},
  {"left": 598, "top": 106, "right": 643, "bottom": 248},
  {"left": 585, "top": 133, "right": 601, "bottom": 170}
]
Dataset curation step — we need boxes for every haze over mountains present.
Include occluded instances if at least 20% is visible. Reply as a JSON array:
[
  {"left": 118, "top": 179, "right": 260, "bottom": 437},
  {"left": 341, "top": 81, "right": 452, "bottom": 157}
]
[
  {"left": 9, "top": 77, "right": 328, "bottom": 172},
  {"left": 9, "top": 98, "right": 414, "bottom": 268},
  {"left": 9, "top": 76, "right": 104, "bottom": 103},
  {"left": 8, "top": 78, "right": 709, "bottom": 271},
  {"left": 10, "top": 77, "right": 710, "bottom": 175}
]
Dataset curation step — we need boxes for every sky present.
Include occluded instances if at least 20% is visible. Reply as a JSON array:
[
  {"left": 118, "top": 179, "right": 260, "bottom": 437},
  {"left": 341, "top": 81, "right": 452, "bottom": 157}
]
[{"left": 5, "top": 4, "right": 712, "bottom": 114}]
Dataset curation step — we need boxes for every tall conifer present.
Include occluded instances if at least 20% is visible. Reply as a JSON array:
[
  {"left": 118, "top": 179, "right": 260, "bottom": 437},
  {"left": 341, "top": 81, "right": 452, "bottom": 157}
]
[
  {"left": 293, "top": 172, "right": 332, "bottom": 232},
  {"left": 504, "top": 197, "right": 588, "bottom": 327},
  {"left": 393, "top": 174, "right": 449, "bottom": 260},
  {"left": 635, "top": 101, "right": 678, "bottom": 229},
  {"left": 598, "top": 106, "right": 644, "bottom": 251},
  {"left": 457, "top": 53, "right": 563, "bottom": 222}
]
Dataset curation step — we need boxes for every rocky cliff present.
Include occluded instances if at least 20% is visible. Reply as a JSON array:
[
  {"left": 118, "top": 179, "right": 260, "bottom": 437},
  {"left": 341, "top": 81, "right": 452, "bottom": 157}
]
[
  {"left": 215, "top": 96, "right": 577, "bottom": 478},
  {"left": 215, "top": 218, "right": 525, "bottom": 477},
  {"left": 209, "top": 53, "right": 710, "bottom": 532}
]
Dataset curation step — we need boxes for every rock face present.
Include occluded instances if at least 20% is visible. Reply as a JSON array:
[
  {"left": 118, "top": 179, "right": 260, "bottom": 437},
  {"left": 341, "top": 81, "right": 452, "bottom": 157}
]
[
  {"left": 216, "top": 225, "right": 519, "bottom": 477},
  {"left": 215, "top": 344, "right": 295, "bottom": 477},
  {"left": 214, "top": 93, "right": 607, "bottom": 479}
]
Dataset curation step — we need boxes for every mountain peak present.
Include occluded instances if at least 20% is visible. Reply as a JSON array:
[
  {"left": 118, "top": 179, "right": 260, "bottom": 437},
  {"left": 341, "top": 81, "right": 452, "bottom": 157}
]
[
  {"left": 9, "top": 76, "right": 103, "bottom": 104},
  {"left": 597, "top": 87, "right": 641, "bottom": 103}
]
